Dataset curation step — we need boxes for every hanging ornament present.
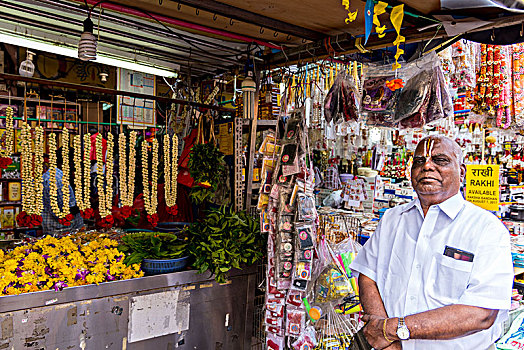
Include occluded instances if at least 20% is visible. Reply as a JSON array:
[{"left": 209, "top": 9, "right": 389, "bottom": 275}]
[
  {"left": 142, "top": 137, "right": 159, "bottom": 227},
  {"left": 390, "top": 4, "right": 405, "bottom": 70},
  {"left": 373, "top": 1, "right": 388, "bottom": 38},
  {"left": 364, "top": 0, "right": 374, "bottom": 45},
  {"left": 118, "top": 131, "right": 137, "bottom": 219},
  {"left": 342, "top": 0, "right": 358, "bottom": 23},
  {"left": 164, "top": 133, "right": 179, "bottom": 216}
]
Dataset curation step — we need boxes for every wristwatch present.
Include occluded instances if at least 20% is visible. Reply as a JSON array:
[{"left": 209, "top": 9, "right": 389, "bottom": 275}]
[{"left": 396, "top": 317, "right": 410, "bottom": 340}]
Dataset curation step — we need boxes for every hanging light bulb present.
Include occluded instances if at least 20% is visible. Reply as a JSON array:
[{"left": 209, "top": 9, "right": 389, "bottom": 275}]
[
  {"left": 78, "top": 17, "right": 97, "bottom": 61},
  {"left": 19, "top": 50, "right": 35, "bottom": 77},
  {"left": 241, "top": 72, "right": 256, "bottom": 119}
]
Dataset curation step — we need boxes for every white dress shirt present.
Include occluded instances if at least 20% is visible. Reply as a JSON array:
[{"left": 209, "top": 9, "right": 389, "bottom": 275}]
[{"left": 350, "top": 192, "right": 513, "bottom": 350}]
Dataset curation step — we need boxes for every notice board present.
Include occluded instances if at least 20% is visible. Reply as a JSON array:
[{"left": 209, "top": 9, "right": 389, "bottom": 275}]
[{"left": 116, "top": 68, "right": 156, "bottom": 128}]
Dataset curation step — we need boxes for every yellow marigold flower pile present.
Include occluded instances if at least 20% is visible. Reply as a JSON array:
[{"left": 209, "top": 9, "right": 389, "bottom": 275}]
[{"left": 0, "top": 236, "right": 144, "bottom": 296}]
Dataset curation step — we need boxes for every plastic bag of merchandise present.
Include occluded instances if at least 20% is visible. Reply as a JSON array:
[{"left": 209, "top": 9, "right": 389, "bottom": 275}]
[
  {"left": 323, "top": 190, "right": 344, "bottom": 208},
  {"left": 427, "top": 66, "right": 454, "bottom": 124},
  {"left": 496, "top": 312, "right": 524, "bottom": 349},
  {"left": 324, "top": 72, "right": 361, "bottom": 124},
  {"left": 304, "top": 239, "right": 356, "bottom": 323},
  {"left": 394, "top": 69, "right": 431, "bottom": 122},
  {"left": 360, "top": 62, "right": 403, "bottom": 127}
]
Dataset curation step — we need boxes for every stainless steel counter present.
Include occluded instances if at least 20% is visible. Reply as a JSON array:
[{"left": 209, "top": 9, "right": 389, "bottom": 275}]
[{"left": 0, "top": 266, "right": 257, "bottom": 349}]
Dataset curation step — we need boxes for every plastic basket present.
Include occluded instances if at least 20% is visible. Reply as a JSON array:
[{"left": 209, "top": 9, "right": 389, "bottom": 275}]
[{"left": 141, "top": 256, "right": 189, "bottom": 276}]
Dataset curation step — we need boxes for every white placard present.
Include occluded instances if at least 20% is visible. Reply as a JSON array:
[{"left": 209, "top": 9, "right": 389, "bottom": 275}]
[{"left": 128, "top": 289, "right": 190, "bottom": 343}]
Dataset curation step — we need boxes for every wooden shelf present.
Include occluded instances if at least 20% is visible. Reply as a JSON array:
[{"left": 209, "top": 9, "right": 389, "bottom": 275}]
[
  {"left": 514, "top": 267, "right": 524, "bottom": 276},
  {"left": 0, "top": 178, "right": 22, "bottom": 181}
]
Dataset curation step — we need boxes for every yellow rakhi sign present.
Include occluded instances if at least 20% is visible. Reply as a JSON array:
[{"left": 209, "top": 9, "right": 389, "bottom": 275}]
[{"left": 465, "top": 164, "right": 500, "bottom": 211}]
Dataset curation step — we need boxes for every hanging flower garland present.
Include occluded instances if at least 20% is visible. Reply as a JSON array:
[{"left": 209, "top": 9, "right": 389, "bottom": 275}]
[
  {"left": 33, "top": 125, "right": 44, "bottom": 217},
  {"left": 164, "top": 133, "right": 179, "bottom": 216},
  {"left": 96, "top": 133, "right": 114, "bottom": 228},
  {"left": 49, "top": 131, "right": 74, "bottom": 226},
  {"left": 17, "top": 123, "right": 44, "bottom": 228},
  {"left": 82, "top": 133, "right": 93, "bottom": 218},
  {"left": 73, "top": 135, "right": 84, "bottom": 211},
  {"left": 118, "top": 131, "right": 137, "bottom": 219},
  {"left": 142, "top": 137, "right": 159, "bottom": 227},
  {"left": 20, "top": 123, "right": 34, "bottom": 214},
  {"left": 73, "top": 133, "right": 93, "bottom": 219},
  {"left": 0, "top": 106, "right": 14, "bottom": 169}
]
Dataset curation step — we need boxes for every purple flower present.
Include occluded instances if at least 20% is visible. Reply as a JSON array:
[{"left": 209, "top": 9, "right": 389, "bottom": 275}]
[
  {"left": 24, "top": 249, "right": 32, "bottom": 254},
  {"left": 75, "top": 269, "right": 89, "bottom": 281},
  {"left": 44, "top": 266, "right": 53, "bottom": 275},
  {"left": 106, "top": 270, "right": 116, "bottom": 281},
  {"left": 53, "top": 281, "right": 68, "bottom": 291},
  {"left": 14, "top": 268, "right": 23, "bottom": 278},
  {"left": 42, "top": 254, "right": 50, "bottom": 259},
  {"left": 115, "top": 255, "right": 122, "bottom": 263}
]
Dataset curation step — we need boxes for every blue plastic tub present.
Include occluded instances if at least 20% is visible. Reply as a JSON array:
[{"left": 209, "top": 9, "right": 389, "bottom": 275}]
[
  {"left": 124, "top": 228, "right": 153, "bottom": 233},
  {"left": 141, "top": 256, "right": 189, "bottom": 275}
]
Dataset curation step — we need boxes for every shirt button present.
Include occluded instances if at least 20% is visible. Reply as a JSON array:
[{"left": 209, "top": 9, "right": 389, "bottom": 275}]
[
  {"left": 416, "top": 264, "right": 421, "bottom": 269},
  {"left": 410, "top": 296, "right": 416, "bottom": 301}
]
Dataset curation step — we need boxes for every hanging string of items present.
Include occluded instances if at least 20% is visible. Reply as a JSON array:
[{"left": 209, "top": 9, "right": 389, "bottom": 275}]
[
  {"left": 96, "top": 132, "right": 114, "bottom": 228},
  {"left": 163, "top": 133, "right": 179, "bottom": 216},
  {"left": 17, "top": 123, "right": 44, "bottom": 228},
  {"left": 118, "top": 131, "right": 137, "bottom": 219},
  {"left": 0, "top": 106, "right": 14, "bottom": 168},
  {"left": 48, "top": 131, "right": 74, "bottom": 226},
  {"left": 73, "top": 132, "right": 94, "bottom": 219},
  {"left": 142, "top": 136, "right": 159, "bottom": 227}
]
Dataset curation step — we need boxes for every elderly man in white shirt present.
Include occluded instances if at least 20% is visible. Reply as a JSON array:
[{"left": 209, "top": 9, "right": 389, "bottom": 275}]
[{"left": 350, "top": 135, "right": 513, "bottom": 350}]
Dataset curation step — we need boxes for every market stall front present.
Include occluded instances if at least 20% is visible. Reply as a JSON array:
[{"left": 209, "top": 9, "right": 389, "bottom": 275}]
[
  {"left": 0, "top": 266, "right": 256, "bottom": 349},
  {"left": 3, "top": 0, "right": 524, "bottom": 349}
]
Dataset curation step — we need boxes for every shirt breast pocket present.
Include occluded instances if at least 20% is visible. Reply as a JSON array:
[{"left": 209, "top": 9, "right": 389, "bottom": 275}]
[{"left": 426, "top": 253, "right": 473, "bottom": 305}]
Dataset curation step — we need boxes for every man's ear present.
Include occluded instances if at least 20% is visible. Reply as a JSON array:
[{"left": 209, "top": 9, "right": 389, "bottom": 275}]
[{"left": 460, "top": 164, "right": 466, "bottom": 182}]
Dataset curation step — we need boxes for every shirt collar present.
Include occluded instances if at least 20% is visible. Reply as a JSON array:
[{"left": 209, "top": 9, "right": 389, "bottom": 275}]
[
  {"left": 436, "top": 192, "right": 466, "bottom": 220},
  {"left": 401, "top": 192, "right": 465, "bottom": 220}
]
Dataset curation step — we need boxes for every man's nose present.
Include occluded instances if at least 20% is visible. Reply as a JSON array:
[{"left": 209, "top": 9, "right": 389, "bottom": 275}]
[{"left": 422, "top": 158, "right": 436, "bottom": 170}]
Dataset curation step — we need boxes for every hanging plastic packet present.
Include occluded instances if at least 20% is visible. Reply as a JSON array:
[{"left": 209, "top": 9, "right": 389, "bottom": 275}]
[
  {"left": 285, "top": 110, "right": 303, "bottom": 139},
  {"left": 266, "top": 333, "right": 285, "bottom": 350},
  {"left": 324, "top": 72, "right": 361, "bottom": 124},
  {"left": 278, "top": 214, "right": 294, "bottom": 232},
  {"left": 362, "top": 75, "right": 396, "bottom": 112},
  {"left": 266, "top": 310, "right": 284, "bottom": 327},
  {"left": 291, "top": 325, "right": 318, "bottom": 350},
  {"left": 286, "top": 308, "right": 306, "bottom": 336},
  {"left": 287, "top": 289, "right": 305, "bottom": 308},
  {"left": 297, "top": 193, "right": 316, "bottom": 221},
  {"left": 296, "top": 224, "right": 315, "bottom": 250},
  {"left": 399, "top": 91, "right": 431, "bottom": 129},
  {"left": 394, "top": 69, "right": 431, "bottom": 122}
]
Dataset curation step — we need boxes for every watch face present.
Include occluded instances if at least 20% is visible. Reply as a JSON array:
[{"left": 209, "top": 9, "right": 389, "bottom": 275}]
[{"left": 397, "top": 327, "right": 410, "bottom": 340}]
